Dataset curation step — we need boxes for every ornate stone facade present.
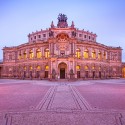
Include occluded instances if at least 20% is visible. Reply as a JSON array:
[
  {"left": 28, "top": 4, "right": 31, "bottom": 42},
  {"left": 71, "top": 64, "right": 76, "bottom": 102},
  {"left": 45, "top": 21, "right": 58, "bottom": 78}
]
[{"left": 0, "top": 14, "right": 124, "bottom": 80}]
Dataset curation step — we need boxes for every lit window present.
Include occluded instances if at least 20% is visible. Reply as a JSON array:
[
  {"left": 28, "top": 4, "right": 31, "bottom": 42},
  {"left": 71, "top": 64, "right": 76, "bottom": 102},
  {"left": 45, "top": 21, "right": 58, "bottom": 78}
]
[
  {"left": 104, "top": 52, "right": 106, "bottom": 60},
  {"left": 29, "top": 50, "right": 34, "bottom": 59},
  {"left": 92, "top": 66, "right": 95, "bottom": 70},
  {"left": 36, "top": 49, "right": 41, "bottom": 58},
  {"left": 30, "top": 66, "right": 33, "bottom": 70},
  {"left": 84, "top": 49, "right": 89, "bottom": 59},
  {"left": 45, "top": 48, "right": 49, "bottom": 58},
  {"left": 122, "top": 67, "right": 125, "bottom": 78},
  {"left": 85, "top": 66, "right": 88, "bottom": 70},
  {"left": 18, "top": 54, "right": 21, "bottom": 60},
  {"left": 76, "top": 65, "right": 80, "bottom": 70},
  {"left": 92, "top": 50, "right": 96, "bottom": 59},
  {"left": 23, "top": 51, "right": 27, "bottom": 59},
  {"left": 37, "top": 66, "right": 41, "bottom": 70},
  {"left": 99, "top": 66, "right": 101, "bottom": 70},
  {"left": 45, "top": 65, "right": 49, "bottom": 70},
  {"left": 24, "top": 66, "right": 26, "bottom": 70},
  {"left": 76, "top": 49, "right": 81, "bottom": 59},
  {"left": 98, "top": 51, "right": 102, "bottom": 60}
]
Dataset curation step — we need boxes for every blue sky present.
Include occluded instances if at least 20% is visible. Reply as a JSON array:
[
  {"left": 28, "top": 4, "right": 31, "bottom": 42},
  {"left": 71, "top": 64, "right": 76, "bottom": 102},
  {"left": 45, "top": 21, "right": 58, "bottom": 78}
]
[{"left": 0, "top": 0, "right": 125, "bottom": 61}]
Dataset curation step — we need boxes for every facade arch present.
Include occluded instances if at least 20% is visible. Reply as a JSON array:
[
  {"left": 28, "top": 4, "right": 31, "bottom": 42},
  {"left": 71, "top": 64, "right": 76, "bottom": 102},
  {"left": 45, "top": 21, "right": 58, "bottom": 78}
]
[
  {"left": 29, "top": 49, "right": 34, "bottom": 59},
  {"left": 23, "top": 50, "right": 27, "bottom": 59},
  {"left": 58, "top": 62, "right": 67, "bottom": 79},
  {"left": 84, "top": 65, "right": 89, "bottom": 78},
  {"left": 36, "top": 49, "right": 41, "bottom": 58},
  {"left": 36, "top": 65, "right": 41, "bottom": 78},
  {"left": 45, "top": 65, "right": 49, "bottom": 78},
  {"left": 98, "top": 51, "right": 102, "bottom": 60},
  {"left": 84, "top": 49, "right": 89, "bottom": 59},
  {"left": 76, "top": 65, "right": 80, "bottom": 78},
  {"left": 45, "top": 48, "right": 49, "bottom": 58},
  {"left": 76, "top": 48, "right": 81, "bottom": 59},
  {"left": 92, "top": 49, "right": 96, "bottom": 59}
]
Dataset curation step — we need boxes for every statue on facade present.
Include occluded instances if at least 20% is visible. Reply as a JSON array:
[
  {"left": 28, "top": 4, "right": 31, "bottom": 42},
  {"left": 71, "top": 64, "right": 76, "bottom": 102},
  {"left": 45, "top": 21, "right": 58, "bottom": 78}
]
[
  {"left": 49, "top": 31, "right": 54, "bottom": 37},
  {"left": 72, "top": 31, "right": 76, "bottom": 37},
  {"left": 58, "top": 13, "right": 67, "bottom": 22},
  {"left": 51, "top": 21, "right": 54, "bottom": 28},
  {"left": 71, "top": 21, "right": 75, "bottom": 28},
  {"left": 52, "top": 69, "right": 56, "bottom": 79},
  {"left": 57, "top": 13, "right": 68, "bottom": 28},
  {"left": 69, "top": 69, "right": 74, "bottom": 79}
]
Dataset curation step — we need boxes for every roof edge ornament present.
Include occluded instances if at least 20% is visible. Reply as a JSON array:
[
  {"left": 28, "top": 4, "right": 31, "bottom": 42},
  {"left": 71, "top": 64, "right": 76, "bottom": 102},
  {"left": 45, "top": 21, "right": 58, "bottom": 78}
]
[{"left": 57, "top": 13, "right": 68, "bottom": 28}]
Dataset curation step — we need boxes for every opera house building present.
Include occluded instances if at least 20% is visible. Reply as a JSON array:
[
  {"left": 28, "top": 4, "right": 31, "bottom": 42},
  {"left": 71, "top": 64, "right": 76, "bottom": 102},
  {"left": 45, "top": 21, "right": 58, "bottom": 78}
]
[{"left": 0, "top": 14, "right": 125, "bottom": 80}]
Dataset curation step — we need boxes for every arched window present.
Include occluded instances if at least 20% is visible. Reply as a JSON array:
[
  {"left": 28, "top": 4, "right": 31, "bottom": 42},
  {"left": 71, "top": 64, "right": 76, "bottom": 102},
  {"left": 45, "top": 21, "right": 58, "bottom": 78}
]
[
  {"left": 85, "top": 66, "right": 88, "bottom": 70},
  {"left": 92, "top": 66, "right": 95, "bottom": 70},
  {"left": 18, "top": 53, "right": 21, "bottom": 60},
  {"left": 45, "top": 48, "right": 49, "bottom": 58},
  {"left": 45, "top": 65, "right": 49, "bottom": 78},
  {"left": 24, "top": 66, "right": 26, "bottom": 70},
  {"left": 84, "top": 49, "right": 89, "bottom": 59},
  {"left": 104, "top": 52, "right": 106, "bottom": 60},
  {"left": 23, "top": 51, "right": 27, "bottom": 59},
  {"left": 76, "top": 48, "right": 81, "bottom": 58},
  {"left": 76, "top": 65, "right": 80, "bottom": 70},
  {"left": 98, "top": 51, "right": 102, "bottom": 60},
  {"left": 29, "top": 50, "right": 34, "bottom": 59},
  {"left": 99, "top": 66, "right": 101, "bottom": 71},
  {"left": 85, "top": 66, "right": 89, "bottom": 78},
  {"left": 92, "top": 50, "right": 96, "bottom": 59},
  {"left": 37, "top": 65, "right": 41, "bottom": 70},
  {"left": 45, "top": 65, "right": 49, "bottom": 70},
  {"left": 76, "top": 65, "right": 80, "bottom": 78},
  {"left": 29, "top": 66, "right": 33, "bottom": 70},
  {"left": 36, "top": 49, "right": 41, "bottom": 58}
]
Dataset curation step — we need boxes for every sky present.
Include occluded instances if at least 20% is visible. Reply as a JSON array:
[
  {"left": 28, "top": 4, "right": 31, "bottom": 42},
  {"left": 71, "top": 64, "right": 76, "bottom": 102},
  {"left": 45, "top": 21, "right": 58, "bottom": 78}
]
[{"left": 0, "top": 0, "right": 125, "bottom": 61}]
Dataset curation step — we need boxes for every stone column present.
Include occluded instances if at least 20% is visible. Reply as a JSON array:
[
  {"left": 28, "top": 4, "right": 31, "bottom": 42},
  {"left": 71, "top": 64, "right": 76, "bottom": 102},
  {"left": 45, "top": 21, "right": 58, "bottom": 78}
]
[
  {"left": 33, "top": 48, "right": 36, "bottom": 59},
  {"left": 89, "top": 48, "right": 92, "bottom": 59}
]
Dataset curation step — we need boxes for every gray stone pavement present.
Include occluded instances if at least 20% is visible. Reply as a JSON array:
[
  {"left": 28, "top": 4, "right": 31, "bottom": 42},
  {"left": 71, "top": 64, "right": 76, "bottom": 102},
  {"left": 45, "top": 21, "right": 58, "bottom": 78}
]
[{"left": 0, "top": 79, "right": 125, "bottom": 125}]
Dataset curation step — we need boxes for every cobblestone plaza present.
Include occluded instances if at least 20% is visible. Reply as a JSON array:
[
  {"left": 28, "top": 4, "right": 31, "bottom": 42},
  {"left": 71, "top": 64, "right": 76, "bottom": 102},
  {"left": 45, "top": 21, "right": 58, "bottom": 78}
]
[{"left": 0, "top": 79, "right": 125, "bottom": 125}]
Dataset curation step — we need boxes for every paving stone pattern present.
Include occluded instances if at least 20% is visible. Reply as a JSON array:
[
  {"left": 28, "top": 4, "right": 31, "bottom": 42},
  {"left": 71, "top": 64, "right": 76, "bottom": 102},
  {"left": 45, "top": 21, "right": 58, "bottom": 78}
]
[
  {"left": 0, "top": 82, "right": 125, "bottom": 125},
  {"left": 3, "top": 111, "right": 123, "bottom": 125}
]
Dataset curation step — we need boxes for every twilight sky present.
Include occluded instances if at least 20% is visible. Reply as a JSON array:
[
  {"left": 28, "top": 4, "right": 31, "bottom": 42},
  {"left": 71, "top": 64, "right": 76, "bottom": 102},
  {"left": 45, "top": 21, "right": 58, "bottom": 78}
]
[{"left": 0, "top": 0, "right": 125, "bottom": 61}]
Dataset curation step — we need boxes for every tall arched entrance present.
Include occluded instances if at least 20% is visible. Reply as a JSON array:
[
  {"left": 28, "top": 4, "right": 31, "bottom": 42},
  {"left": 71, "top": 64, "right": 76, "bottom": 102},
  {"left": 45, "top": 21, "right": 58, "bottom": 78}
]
[{"left": 58, "top": 62, "right": 67, "bottom": 79}]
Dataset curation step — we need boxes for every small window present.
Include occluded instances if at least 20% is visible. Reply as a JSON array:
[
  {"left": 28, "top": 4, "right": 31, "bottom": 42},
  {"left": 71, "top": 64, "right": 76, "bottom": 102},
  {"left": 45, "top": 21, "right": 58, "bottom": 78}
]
[
  {"left": 89, "top": 36, "right": 91, "bottom": 39},
  {"left": 84, "top": 35, "right": 86, "bottom": 38},
  {"left": 34, "top": 36, "right": 36, "bottom": 39},
  {"left": 60, "top": 50, "right": 65, "bottom": 56},
  {"left": 31, "top": 38, "right": 32, "bottom": 40},
  {"left": 38, "top": 35, "right": 41, "bottom": 38},
  {"left": 43, "top": 34, "right": 46, "bottom": 37},
  {"left": 79, "top": 34, "right": 82, "bottom": 37}
]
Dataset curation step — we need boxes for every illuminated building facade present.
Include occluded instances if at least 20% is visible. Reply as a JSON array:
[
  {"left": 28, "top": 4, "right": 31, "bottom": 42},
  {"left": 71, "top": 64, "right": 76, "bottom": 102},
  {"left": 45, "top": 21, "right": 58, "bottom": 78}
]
[{"left": 0, "top": 14, "right": 124, "bottom": 80}]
